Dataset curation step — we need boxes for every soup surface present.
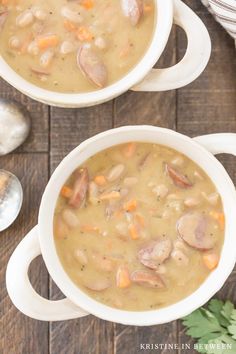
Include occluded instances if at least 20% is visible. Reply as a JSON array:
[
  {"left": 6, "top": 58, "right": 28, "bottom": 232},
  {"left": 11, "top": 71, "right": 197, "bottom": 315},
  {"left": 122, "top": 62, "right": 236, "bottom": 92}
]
[
  {"left": 0, "top": 0, "right": 155, "bottom": 93},
  {"left": 54, "top": 142, "right": 224, "bottom": 311}
]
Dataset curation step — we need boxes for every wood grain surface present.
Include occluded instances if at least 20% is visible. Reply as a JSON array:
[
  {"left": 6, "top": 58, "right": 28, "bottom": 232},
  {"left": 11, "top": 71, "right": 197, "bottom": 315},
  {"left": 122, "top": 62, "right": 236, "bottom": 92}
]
[{"left": 0, "top": 1, "right": 235, "bottom": 353}]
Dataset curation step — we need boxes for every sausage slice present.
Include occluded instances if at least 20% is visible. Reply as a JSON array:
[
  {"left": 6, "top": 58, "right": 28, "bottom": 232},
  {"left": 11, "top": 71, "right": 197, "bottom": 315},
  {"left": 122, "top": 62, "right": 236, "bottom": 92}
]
[
  {"left": 69, "top": 168, "right": 89, "bottom": 208},
  {"left": 138, "top": 238, "right": 172, "bottom": 270},
  {"left": 177, "top": 212, "right": 216, "bottom": 250},
  {"left": 77, "top": 45, "right": 108, "bottom": 88},
  {"left": 165, "top": 163, "right": 193, "bottom": 189}
]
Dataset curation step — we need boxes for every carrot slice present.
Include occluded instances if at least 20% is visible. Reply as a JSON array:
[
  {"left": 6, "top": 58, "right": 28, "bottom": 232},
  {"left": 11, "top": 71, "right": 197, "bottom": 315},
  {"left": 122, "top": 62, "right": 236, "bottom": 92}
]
[
  {"left": 77, "top": 26, "right": 93, "bottom": 41},
  {"left": 203, "top": 253, "right": 219, "bottom": 270},
  {"left": 128, "top": 223, "right": 139, "bottom": 240},
  {"left": 81, "top": 0, "right": 94, "bottom": 10},
  {"left": 64, "top": 19, "right": 77, "bottom": 32},
  {"left": 94, "top": 175, "right": 107, "bottom": 186},
  {"left": 37, "top": 34, "right": 59, "bottom": 50},
  {"left": 60, "top": 186, "right": 73, "bottom": 199},
  {"left": 209, "top": 211, "right": 225, "bottom": 230},
  {"left": 123, "top": 199, "right": 137, "bottom": 212},
  {"left": 123, "top": 142, "right": 136, "bottom": 158},
  {"left": 116, "top": 266, "right": 131, "bottom": 288}
]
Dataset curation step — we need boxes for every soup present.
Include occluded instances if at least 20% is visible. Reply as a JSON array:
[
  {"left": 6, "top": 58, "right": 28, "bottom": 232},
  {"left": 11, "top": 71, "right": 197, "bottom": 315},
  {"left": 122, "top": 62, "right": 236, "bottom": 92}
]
[
  {"left": 54, "top": 142, "right": 224, "bottom": 311},
  {"left": 0, "top": 0, "right": 155, "bottom": 93}
]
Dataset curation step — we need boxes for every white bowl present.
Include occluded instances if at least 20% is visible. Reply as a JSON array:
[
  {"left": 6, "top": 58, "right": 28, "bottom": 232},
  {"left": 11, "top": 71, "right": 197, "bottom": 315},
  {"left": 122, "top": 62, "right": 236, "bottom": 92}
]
[
  {"left": 0, "top": 0, "right": 211, "bottom": 107},
  {"left": 6, "top": 126, "right": 236, "bottom": 326}
]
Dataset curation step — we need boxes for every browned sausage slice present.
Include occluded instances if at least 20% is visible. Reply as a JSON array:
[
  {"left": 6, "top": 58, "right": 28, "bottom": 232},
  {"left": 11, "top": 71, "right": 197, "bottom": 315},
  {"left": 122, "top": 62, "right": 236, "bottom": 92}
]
[
  {"left": 138, "top": 238, "right": 172, "bottom": 269},
  {"left": 69, "top": 168, "right": 89, "bottom": 208},
  {"left": 165, "top": 163, "right": 193, "bottom": 189},
  {"left": 131, "top": 270, "right": 165, "bottom": 288},
  {"left": 121, "top": 0, "right": 143, "bottom": 26},
  {"left": 77, "top": 45, "right": 108, "bottom": 88},
  {"left": 176, "top": 212, "right": 216, "bottom": 250},
  {"left": 0, "top": 11, "right": 8, "bottom": 32}
]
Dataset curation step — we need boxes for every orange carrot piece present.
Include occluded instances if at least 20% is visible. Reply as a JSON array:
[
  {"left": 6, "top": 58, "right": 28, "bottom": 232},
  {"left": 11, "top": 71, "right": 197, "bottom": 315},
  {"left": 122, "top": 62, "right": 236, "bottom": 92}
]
[
  {"left": 94, "top": 175, "right": 107, "bottom": 186},
  {"left": 209, "top": 211, "right": 225, "bottom": 230},
  {"left": 116, "top": 266, "right": 131, "bottom": 288},
  {"left": 77, "top": 26, "right": 93, "bottom": 41},
  {"left": 123, "top": 142, "right": 136, "bottom": 158},
  {"left": 81, "top": 0, "right": 94, "bottom": 10},
  {"left": 60, "top": 186, "right": 73, "bottom": 199},
  {"left": 123, "top": 199, "right": 137, "bottom": 212},
  {"left": 37, "top": 34, "right": 59, "bottom": 50},
  {"left": 64, "top": 19, "right": 78, "bottom": 32},
  {"left": 128, "top": 223, "right": 139, "bottom": 240},
  {"left": 203, "top": 253, "right": 219, "bottom": 270},
  {"left": 100, "top": 191, "right": 121, "bottom": 201}
]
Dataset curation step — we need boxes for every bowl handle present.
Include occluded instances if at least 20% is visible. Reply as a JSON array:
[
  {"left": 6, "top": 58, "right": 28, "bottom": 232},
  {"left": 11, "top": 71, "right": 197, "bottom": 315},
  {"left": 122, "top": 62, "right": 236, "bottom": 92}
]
[
  {"left": 131, "top": 0, "right": 211, "bottom": 91},
  {"left": 193, "top": 133, "right": 236, "bottom": 156},
  {"left": 6, "top": 225, "right": 89, "bottom": 321}
]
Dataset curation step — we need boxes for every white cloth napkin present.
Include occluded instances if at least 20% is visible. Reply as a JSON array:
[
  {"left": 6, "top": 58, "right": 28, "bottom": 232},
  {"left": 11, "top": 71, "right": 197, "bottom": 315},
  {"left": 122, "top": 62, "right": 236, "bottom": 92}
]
[{"left": 201, "top": 0, "right": 236, "bottom": 44}]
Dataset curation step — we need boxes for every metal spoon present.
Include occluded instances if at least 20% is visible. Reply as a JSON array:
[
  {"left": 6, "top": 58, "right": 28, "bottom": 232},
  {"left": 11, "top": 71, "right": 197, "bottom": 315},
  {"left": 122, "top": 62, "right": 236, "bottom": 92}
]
[
  {"left": 0, "top": 98, "right": 31, "bottom": 156},
  {"left": 0, "top": 169, "right": 23, "bottom": 232}
]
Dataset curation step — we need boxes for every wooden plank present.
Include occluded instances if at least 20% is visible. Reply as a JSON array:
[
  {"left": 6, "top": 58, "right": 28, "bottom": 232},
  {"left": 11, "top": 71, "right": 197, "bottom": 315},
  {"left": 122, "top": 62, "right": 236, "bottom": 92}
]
[
  {"left": 0, "top": 153, "right": 49, "bottom": 354},
  {"left": 176, "top": 1, "right": 236, "bottom": 137},
  {"left": 113, "top": 27, "right": 178, "bottom": 354},
  {"left": 49, "top": 102, "right": 114, "bottom": 354},
  {"left": 177, "top": 1, "right": 236, "bottom": 353},
  {"left": 0, "top": 78, "right": 49, "bottom": 152},
  {"left": 50, "top": 102, "right": 114, "bottom": 172}
]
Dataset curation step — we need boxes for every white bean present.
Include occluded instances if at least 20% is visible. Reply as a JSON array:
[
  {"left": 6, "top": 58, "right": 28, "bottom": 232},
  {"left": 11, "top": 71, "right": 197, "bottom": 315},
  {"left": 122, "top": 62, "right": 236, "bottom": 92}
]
[
  {"left": 9, "top": 36, "right": 21, "bottom": 49},
  {"left": 27, "top": 41, "right": 39, "bottom": 56},
  {"left": 39, "top": 49, "right": 54, "bottom": 68},
  {"left": 61, "top": 6, "right": 83, "bottom": 24},
  {"left": 74, "top": 249, "right": 88, "bottom": 265},
  {"left": 116, "top": 222, "right": 128, "bottom": 236},
  {"left": 184, "top": 197, "right": 200, "bottom": 207},
  {"left": 152, "top": 184, "right": 168, "bottom": 199},
  {"left": 62, "top": 208, "right": 79, "bottom": 228},
  {"left": 168, "top": 200, "right": 183, "bottom": 212},
  {"left": 107, "top": 164, "right": 125, "bottom": 182},
  {"left": 95, "top": 36, "right": 107, "bottom": 50},
  {"left": 60, "top": 41, "right": 76, "bottom": 55},
  {"left": 31, "top": 7, "right": 47, "bottom": 21},
  {"left": 16, "top": 10, "right": 34, "bottom": 27}
]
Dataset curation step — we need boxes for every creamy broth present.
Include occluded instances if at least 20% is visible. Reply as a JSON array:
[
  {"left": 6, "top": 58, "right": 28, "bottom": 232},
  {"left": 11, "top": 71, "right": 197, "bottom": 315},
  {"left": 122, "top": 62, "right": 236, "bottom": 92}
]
[
  {"left": 54, "top": 143, "right": 224, "bottom": 311},
  {"left": 0, "top": 0, "right": 155, "bottom": 93}
]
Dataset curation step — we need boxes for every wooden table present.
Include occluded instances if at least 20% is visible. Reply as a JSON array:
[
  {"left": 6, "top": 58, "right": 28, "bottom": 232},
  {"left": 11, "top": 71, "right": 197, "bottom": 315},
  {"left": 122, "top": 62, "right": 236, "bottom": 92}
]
[{"left": 0, "top": 1, "right": 235, "bottom": 353}]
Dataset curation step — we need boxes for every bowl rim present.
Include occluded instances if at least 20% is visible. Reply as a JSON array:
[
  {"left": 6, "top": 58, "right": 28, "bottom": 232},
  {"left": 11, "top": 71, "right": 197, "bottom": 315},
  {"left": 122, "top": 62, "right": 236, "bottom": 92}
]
[
  {"left": 39, "top": 125, "right": 236, "bottom": 326},
  {"left": 0, "top": 0, "right": 173, "bottom": 107}
]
